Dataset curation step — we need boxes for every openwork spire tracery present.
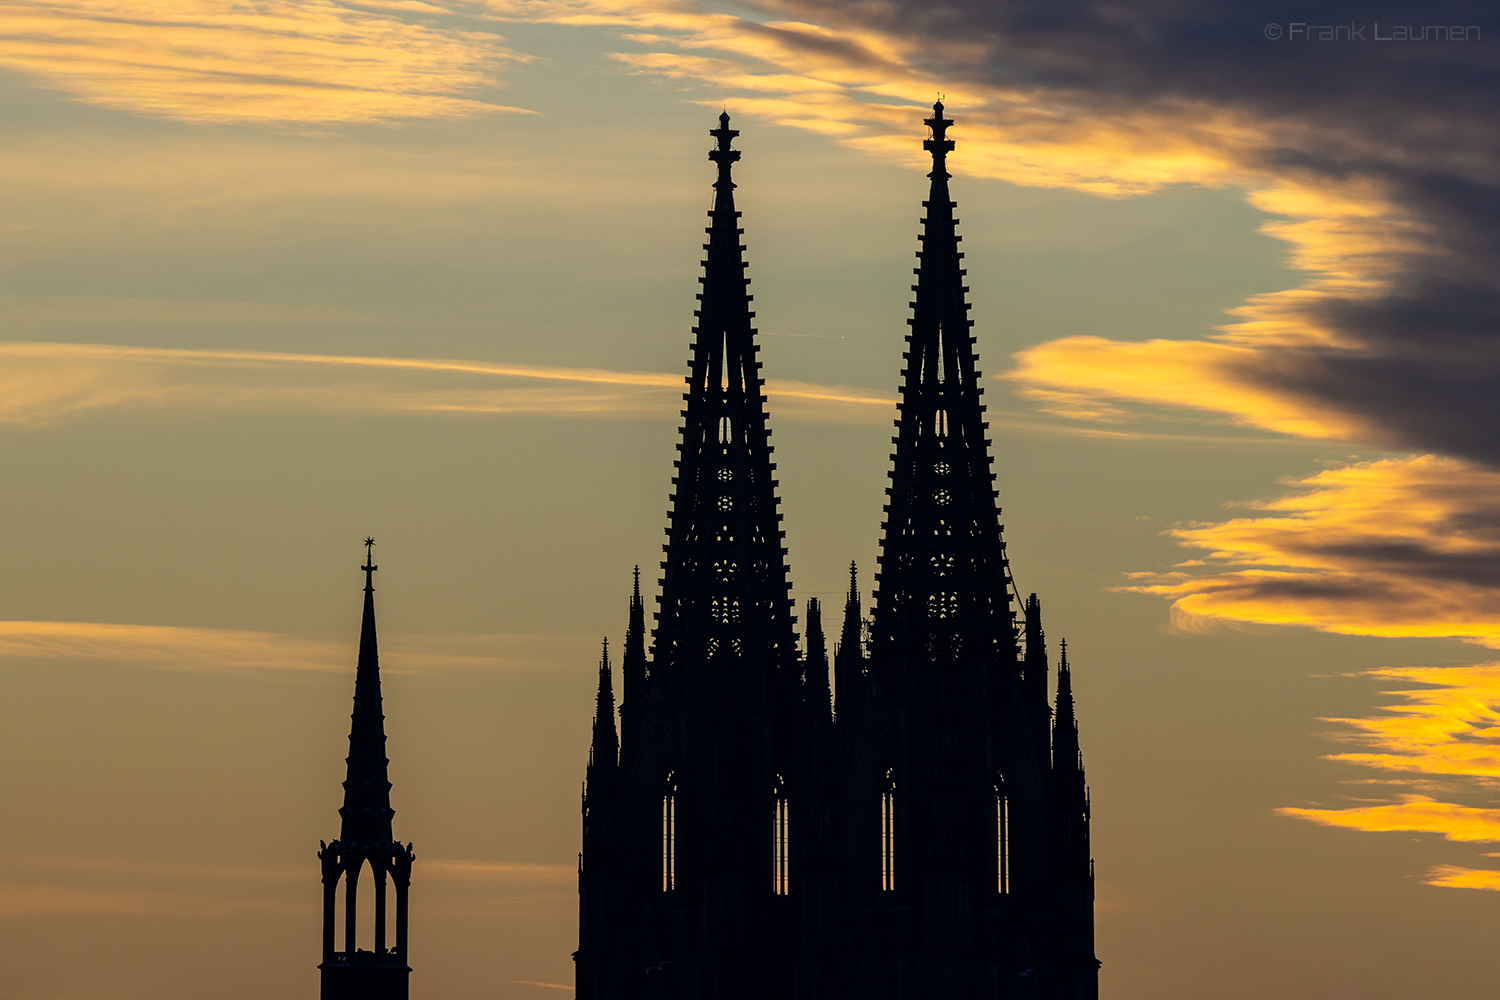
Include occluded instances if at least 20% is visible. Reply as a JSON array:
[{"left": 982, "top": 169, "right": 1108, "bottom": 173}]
[
  {"left": 873, "top": 101, "right": 1017, "bottom": 665},
  {"left": 653, "top": 111, "right": 797, "bottom": 680}
]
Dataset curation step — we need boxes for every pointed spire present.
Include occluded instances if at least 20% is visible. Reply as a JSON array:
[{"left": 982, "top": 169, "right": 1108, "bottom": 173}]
[
  {"left": 1053, "top": 638, "right": 1082, "bottom": 777},
  {"left": 837, "top": 562, "right": 862, "bottom": 666},
  {"left": 1023, "top": 593, "right": 1049, "bottom": 716},
  {"left": 340, "top": 538, "right": 395, "bottom": 844},
  {"left": 873, "top": 102, "right": 1013, "bottom": 666},
  {"left": 654, "top": 114, "right": 798, "bottom": 687},
  {"left": 834, "top": 562, "right": 865, "bottom": 720},
  {"left": 622, "top": 566, "right": 647, "bottom": 710},
  {"left": 590, "top": 638, "right": 618, "bottom": 775},
  {"left": 804, "top": 598, "right": 831, "bottom": 726}
]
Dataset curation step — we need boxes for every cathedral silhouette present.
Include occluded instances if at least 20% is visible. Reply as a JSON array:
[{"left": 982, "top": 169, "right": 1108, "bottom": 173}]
[{"left": 574, "top": 106, "right": 1099, "bottom": 999}]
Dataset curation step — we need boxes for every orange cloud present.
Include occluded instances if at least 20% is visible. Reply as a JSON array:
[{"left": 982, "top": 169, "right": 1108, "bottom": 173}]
[
  {"left": 1321, "top": 665, "right": 1500, "bottom": 781},
  {"left": 0, "top": 0, "right": 530, "bottom": 123},
  {"left": 1121, "top": 456, "right": 1500, "bottom": 647},
  {"left": 0, "top": 342, "right": 891, "bottom": 425},
  {"left": 1273, "top": 662, "right": 1500, "bottom": 869},
  {"left": 1276, "top": 796, "right": 1500, "bottom": 843},
  {"left": 0, "top": 620, "right": 599, "bottom": 674},
  {"left": 1424, "top": 865, "right": 1500, "bottom": 891}
]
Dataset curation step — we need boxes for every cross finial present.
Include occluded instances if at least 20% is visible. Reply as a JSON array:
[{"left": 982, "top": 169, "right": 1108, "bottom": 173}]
[{"left": 362, "top": 537, "right": 378, "bottom": 592}]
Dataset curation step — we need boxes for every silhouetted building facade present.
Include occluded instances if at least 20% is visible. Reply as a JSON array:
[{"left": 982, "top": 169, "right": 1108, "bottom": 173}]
[
  {"left": 319, "top": 542, "right": 416, "bottom": 1000},
  {"left": 577, "top": 107, "right": 1098, "bottom": 1000}
]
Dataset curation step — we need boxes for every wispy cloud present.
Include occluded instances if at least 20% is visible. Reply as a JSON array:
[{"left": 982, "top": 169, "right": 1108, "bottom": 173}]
[
  {"left": 0, "top": 341, "right": 892, "bottom": 425},
  {"left": 1277, "top": 796, "right": 1500, "bottom": 844},
  {"left": 0, "top": 620, "right": 598, "bottom": 674},
  {"left": 1272, "top": 663, "right": 1500, "bottom": 881},
  {"left": 1121, "top": 456, "right": 1500, "bottom": 648},
  {"left": 1424, "top": 865, "right": 1500, "bottom": 891},
  {"left": 0, "top": 0, "right": 531, "bottom": 123}
]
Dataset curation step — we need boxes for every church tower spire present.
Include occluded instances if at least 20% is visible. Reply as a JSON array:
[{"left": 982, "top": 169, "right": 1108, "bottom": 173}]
[
  {"left": 577, "top": 114, "right": 801, "bottom": 1000},
  {"left": 318, "top": 540, "right": 415, "bottom": 1000},
  {"left": 872, "top": 101, "right": 1015, "bottom": 668},
  {"left": 653, "top": 111, "right": 797, "bottom": 684},
  {"left": 341, "top": 542, "right": 394, "bottom": 843}
]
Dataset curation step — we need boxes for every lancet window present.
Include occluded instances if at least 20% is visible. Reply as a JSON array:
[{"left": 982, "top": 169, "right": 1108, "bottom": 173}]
[
  {"left": 662, "top": 773, "right": 677, "bottom": 892},
  {"left": 996, "top": 773, "right": 1010, "bottom": 895},
  {"left": 881, "top": 767, "right": 896, "bottom": 892},
  {"left": 772, "top": 773, "right": 789, "bottom": 895}
]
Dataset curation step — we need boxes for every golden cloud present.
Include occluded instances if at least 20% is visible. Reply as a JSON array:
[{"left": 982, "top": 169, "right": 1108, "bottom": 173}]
[
  {"left": 0, "top": 342, "right": 892, "bottom": 425},
  {"left": 1273, "top": 662, "right": 1500, "bottom": 875},
  {"left": 1276, "top": 796, "right": 1500, "bottom": 843},
  {"left": 1424, "top": 865, "right": 1500, "bottom": 891},
  {"left": 0, "top": 0, "right": 529, "bottom": 123},
  {"left": 1121, "top": 456, "right": 1500, "bottom": 647}
]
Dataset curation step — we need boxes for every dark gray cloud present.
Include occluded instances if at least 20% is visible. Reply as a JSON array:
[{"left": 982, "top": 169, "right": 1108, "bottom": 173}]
[{"left": 759, "top": 0, "right": 1500, "bottom": 462}]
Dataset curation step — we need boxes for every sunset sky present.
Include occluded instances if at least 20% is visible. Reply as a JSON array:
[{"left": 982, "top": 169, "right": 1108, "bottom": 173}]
[{"left": 0, "top": 1, "right": 1497, "bottom": 998}]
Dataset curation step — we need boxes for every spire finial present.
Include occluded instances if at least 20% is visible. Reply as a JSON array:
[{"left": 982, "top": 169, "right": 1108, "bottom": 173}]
[
  {"left": 923, "top": 101, "right": 955, "bottom": 169},
  {"left": 709, "top": 112, "right": 742, "bottom": 177},
  {"left": 362, "top": 537, "right": 377, "bottom": 593}
]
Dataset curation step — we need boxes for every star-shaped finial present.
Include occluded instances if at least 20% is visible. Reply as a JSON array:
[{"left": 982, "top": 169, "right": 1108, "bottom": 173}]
[{"left": 361, "top": 537, "right": 378, "bottom": 584}]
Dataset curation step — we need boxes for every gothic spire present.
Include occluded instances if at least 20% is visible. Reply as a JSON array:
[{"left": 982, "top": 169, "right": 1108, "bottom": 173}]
[
  {"left": 1024, "top": 592, "right": 1050, "bottom": 720},
  {"left": 839, "top": 561, "right": 862, "bottom": 658},
  {"left": 589, "top": 638, "right": 618, "bottom": 775},
  {"left": 339, "top": 538, "right": 395, "bottom": 844},
  {"left": 872, "top": 101, "right": 1015, "bottom": 667},
  {"left": 622, "top": 567, "right": 647, "bottom": 711},
  {"left": 834, "top": 562, "right": 864, "bottom": 712},
  {"left": 804, "top": 597, "right": 831, "bottom": 726},
  {"left": 653, "top": 112, "right": 797, "bottom": 685},
  {"left": 1053, "top": 639, "right": 1082, "bottom": 779}
]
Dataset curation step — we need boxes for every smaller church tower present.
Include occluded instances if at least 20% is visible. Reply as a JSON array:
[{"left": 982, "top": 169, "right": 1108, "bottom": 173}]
[{"left": 318, "top": 539, "right": 416, "bottom": 1000}]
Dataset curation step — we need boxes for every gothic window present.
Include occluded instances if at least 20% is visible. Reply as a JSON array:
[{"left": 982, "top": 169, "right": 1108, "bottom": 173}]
[
  {"left": 996, "top": 774, "right": 1009, "bottom": 894},
  {"left": 881, "top": 767, "right": 896, "bottom": 892},
  {"left": 930, "top": 591, "right": 958, "bottom": 619},
  {"left": 772, "top": 774, "right": 789, "bottom": 895},
  {"left": 933, "top": 488, "right": 952, "bottom": 506},
  {"left": 662, "top": 773, "right": 677, "bottom": 892},
  {"left": 717, "top": 495, "right": 734, "bottom": 512},
  {"left": 931, "top": 553, "right": 955, "bottom": 577},
  {"left": 933, "top": 461, "right": 950, "bottom": 476},
  {"left": 719, "top": 416, "right": 732, "bottom": 442}
]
